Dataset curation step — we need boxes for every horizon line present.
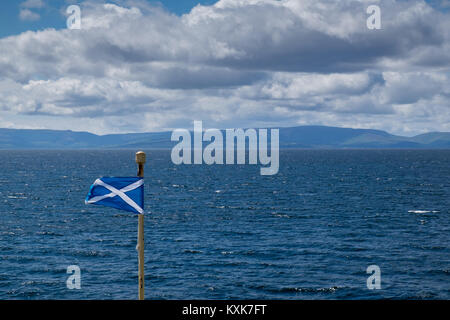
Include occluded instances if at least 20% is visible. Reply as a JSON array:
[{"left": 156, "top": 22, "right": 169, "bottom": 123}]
[{"left": 1, "top": 124, "right": 449, "bottom": 138}]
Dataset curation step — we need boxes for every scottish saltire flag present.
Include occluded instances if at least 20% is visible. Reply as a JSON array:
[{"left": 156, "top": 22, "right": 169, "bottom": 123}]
[{"left": 85, "top": 177, "right": 144, "bottom": 214}]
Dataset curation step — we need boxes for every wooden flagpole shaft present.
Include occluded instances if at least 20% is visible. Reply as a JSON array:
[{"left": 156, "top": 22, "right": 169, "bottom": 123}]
[{"left": 136, "top": 151, "right": 146, "bottom": 300}]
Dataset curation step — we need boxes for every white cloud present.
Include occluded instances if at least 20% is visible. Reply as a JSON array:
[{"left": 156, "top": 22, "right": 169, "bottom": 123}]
[
  {"left": 1, "top": 0, "right": 450, "bottom": 135},
  {"left": 19, "top": 9, "right": 41, "bottom": 21},
  {"left": 19, "top": 0, "right": 44, "bottom": 21},
  {"left": 21, "top": 0, "right": 45, "bottom": 9}
]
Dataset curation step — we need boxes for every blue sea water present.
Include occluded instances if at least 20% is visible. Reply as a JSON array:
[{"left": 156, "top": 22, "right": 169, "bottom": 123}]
[{"left": 0, "top": 150, "right": 448, "bottom": 300}]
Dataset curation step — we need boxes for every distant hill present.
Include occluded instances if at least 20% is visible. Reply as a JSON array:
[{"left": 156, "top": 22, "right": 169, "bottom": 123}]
[{"left": 0, "top": 126, "right": 449, "bottom": 149}]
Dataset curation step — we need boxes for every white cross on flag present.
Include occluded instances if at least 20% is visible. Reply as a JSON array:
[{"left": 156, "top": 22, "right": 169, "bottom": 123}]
[{"left": 85, "top": 177, "right": 144, "bottom": 214}]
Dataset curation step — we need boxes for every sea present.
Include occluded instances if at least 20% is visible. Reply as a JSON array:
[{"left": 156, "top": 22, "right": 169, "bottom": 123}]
[{"left": 0, "top": 150, "right": 448, "bottom": 300}]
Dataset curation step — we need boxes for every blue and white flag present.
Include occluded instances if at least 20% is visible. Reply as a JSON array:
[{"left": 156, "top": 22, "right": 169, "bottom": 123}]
[{"left": 85, "top": 177, "right": 144, "bottom": 214}]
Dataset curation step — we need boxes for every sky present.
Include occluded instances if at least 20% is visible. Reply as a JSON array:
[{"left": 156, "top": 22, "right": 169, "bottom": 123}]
[{"left": 0, "top": 0, "right": 449, "bottom": 136}]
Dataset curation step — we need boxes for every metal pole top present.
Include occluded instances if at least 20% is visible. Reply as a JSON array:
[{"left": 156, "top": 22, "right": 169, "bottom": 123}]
[{"left": 136, "top": 151, "right": 146, "bottom": 165}]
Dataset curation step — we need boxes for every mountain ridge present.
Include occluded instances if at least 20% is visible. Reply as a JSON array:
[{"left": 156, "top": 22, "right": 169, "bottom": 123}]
[{"left": 0, "top": 126, "right": 449, "bottom": 149}]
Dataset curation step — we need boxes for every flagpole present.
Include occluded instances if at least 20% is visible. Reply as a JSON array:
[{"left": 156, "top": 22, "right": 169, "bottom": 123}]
[{"left": 136, "top": 151, "right": 146, "bottom": 300}]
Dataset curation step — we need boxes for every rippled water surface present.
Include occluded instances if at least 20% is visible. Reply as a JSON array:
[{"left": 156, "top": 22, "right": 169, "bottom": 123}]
[{"left": 0, "top": 150, "right": 449, "bottom": 299}]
